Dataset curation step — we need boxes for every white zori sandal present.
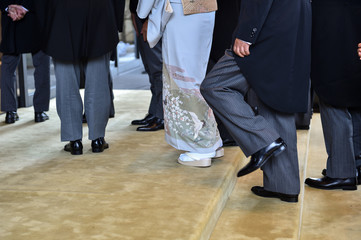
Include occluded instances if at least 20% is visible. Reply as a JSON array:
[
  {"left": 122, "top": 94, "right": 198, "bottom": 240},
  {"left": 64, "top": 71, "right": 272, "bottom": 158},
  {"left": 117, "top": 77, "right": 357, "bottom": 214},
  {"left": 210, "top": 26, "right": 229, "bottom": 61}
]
[{"left": 178, "top": 148, "right": 224, "bottom": 167}]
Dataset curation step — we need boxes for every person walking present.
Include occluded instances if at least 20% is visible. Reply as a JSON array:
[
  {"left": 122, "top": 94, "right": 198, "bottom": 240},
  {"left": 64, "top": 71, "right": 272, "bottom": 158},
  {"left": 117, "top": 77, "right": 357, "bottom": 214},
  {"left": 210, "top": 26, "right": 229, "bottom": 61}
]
[
  {"left": 201, "top": 0, "right": 312, "bottom": 202},
  {"left": 138, "top": 0, "right": 223, "bottom": 167},
  {"left": 305, "top": 0, "right": 361, "bottom": 190},
  {"left": 129, "top": 0, "right": 164, "bottom": 131},
  {"left": 0, "top": 1, "right": 50, "bottom": 124},
  {"left": 41, "top": 0, "right": 125, "bottom": 155}
]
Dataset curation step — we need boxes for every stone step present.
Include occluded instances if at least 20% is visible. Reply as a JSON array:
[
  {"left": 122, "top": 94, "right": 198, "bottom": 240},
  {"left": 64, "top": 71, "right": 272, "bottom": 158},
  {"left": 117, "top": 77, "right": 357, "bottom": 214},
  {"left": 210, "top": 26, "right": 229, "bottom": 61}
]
[
  {"left": 0, "top": 90, "right": 246, "bottom": 240},
  {"left": 300, "top": 114, "right": 361, "bottom": 240},
  {"left": 210, "top": 114, "right": 361, "bottom": 240},
  {"left": 210, "top": 129, "right": 310, "bottom": 240}
]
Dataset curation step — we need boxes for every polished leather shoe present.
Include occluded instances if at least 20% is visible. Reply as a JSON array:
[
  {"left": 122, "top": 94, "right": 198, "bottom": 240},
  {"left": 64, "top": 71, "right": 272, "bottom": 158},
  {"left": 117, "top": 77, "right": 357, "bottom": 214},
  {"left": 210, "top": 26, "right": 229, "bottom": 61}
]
[
  {"left": 251, "top": 186, "right": 298, "bottom": 203},
  {"left": 91, "top": 137, "right": 109, "bottom": 153},
  {"left": 136, "top": 118, "right": 164, "bottom": 131},
  {"left": 222, "top": 138, "right": 238, "bottom": 147},
  {"left": 322, "top": 168, "right": 361, "bottom": 185},
  {"left": 305, "top": 176, "right": 357, "bottom": 190},
  {"left": 296, "top": 124, "right": 310, "bottom": 130},
  {"left": 131, "top": 114, "right": 155, "bottom": 125},
  {"left": 5, "top": 111, "right": 19, "bottom": 124},
  {"left": 64, "top": 140, "right": 83, "bottom": 155},
  {"left": 237, "top": 138, "right": 286, "bottom": 177},
  {"left": 34, "top": 112, "right": 49, "bottom": 122},
  {"left": 5, "top": 111, "right": 19, "bottom": 123}
]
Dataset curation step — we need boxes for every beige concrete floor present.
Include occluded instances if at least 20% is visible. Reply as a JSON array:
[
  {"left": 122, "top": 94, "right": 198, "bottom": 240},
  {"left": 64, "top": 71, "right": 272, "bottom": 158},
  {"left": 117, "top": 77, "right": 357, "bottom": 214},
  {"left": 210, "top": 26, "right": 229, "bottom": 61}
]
[
  {"left": 211, "top": 114, "right": 361, "bottom": 240},
  {"left": 1, "top": 91, "right": 360, "bottom": 240},
  {"left": 0, "top": 90, "right": 244, "bottom": 240}
]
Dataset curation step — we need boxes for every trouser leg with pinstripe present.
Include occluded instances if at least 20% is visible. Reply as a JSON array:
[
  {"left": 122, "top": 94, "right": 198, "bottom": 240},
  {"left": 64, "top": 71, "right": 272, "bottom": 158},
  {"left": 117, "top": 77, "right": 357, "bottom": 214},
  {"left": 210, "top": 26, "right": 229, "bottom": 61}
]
[
  {"left": 54, "top": 53, "right": 111, "bottom": 142},
  {"left": 201, "top": 49, "right": 300, "bottom": 195},
  {"left": 319, "top": 100, "right": 358, "bottom": 178}
]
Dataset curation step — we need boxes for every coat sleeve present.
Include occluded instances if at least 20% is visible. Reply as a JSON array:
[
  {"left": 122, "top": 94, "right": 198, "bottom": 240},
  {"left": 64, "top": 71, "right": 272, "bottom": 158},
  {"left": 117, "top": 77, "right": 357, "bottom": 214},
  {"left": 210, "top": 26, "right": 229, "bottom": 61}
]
[
  {"left": 113, "top": 0, "right": 125, "bottom": 32},
  {"left": 234, "top": 0, "right": 274, "bottom": 44},
  {"left": 0, "top": 1, "right": 13, "bottom": 11},
  {"left": 20, "top": 0, "right": 32, "bottom": 10}
]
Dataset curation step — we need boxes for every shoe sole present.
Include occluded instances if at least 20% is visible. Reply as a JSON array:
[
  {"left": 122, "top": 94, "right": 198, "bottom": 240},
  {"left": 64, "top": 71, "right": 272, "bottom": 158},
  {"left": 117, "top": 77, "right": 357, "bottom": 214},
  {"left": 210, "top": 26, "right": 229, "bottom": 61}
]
[
  {"left": 306, "top": 184, "right": 357, "bottom": 191},
  {"left": 71, "top": 150, "right": 83, "bottom": 155},
  {"left": 35, "top": 118, "right": 49, "bottom": 123},
  {"left": 177, "top": 158, "right": 212, "bottom": 167},
  {"left": 5, "top": 118, "right": 18, "bottom": 124},
  {"left": 251, "top": 187, "right": 298, "bottom": 202},
  {"left": 64, "top": 148, "right": 83, "bottom": 155},
  {"left": 92, "top": 145, "right": 109, "bottom": 153},
  {"left": 213, "top": 148, "right": 224, "bottom": 158},
  {"left": 136, "top": 128, "right": 164, "bottom": 132},
  {"left": 177, "top": 148, "right": 223, "bottom": 167}
]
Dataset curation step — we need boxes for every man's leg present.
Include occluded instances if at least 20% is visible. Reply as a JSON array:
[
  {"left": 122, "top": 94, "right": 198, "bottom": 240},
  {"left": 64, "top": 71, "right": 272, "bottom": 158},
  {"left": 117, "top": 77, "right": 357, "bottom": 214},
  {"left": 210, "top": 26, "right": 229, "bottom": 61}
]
[
  {"left": 349, "top": 109, "right": 361, "bottom": 167},
  {"left": 1, "top": 54, "right": 20, "bottom": 112},
  {"left": 145, "top": 41, "right": 163, "bottom": 120},
  {"left": 53, "top": 59, "right": 83, "bottom": 141},
  {"left": 136, "top": 16, "right": 163, "bottom": 120},
  {"left": 320, "top": 100, "right": 356, "bottom": 178},
  {"left": 32, "top": 51, "right": 50, "bottom": 112},
  {"left": 84, "top": 53, "right": 111, "bottom": 140},
  {"left": 247, "top": 90, "right": 300, "bottom": 195},
  {"left": 201, "top": 50, "right": 279, "bottom": 157}
]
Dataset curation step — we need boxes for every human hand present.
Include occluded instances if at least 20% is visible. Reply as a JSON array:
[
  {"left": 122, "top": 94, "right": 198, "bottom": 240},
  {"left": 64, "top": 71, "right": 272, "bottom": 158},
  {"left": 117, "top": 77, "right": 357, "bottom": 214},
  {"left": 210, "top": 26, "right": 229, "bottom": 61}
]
[
  {"left": 7, "top": 4, "right": 28, "bottom": 21},
  {"left": 233, "top": 38, "right": 251, "bottom": 58},
  {"left": 141, "top": 19, "right": 148, "bottom": 42},
  {"left": 358, "top": 43, "right": 361, "bottom": 60}
]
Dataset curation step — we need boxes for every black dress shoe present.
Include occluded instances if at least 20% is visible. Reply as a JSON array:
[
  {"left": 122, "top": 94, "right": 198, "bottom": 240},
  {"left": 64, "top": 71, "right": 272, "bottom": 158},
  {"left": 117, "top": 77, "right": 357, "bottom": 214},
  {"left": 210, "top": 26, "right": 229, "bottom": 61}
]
[
  {"left": 222, "top": 138, "right": 238, "bottom": 147},
  {"left": 91, "top": 137, "right": 109, "bottom": 153},
  {"left": 296, "top": 124, "right": 310, "bottom": 130},
  {"left": 251, "top": 186, "right": 298, "bottom": 203},
  {"left": 322, "top": 168, "right": 361, "bottom": 185},
  {"left": 5, "top": 111, "right": 19, "bottom": 124},
  {"left": 305, "top": 176, "right": 357, "bottom": 190},
  {"left": 131, "top": 114, "right": 155, "bottom": 125},
  {"left": 237, "top": 138, "right": 286, "bottom": 177},
  {"left": 64, "top": 140, "right": 83, "bottom": 155},
  {"left": 136, "top": 118, "right": 164, "bottom": 131},
  {"left": 34, "top": 111, "right": 49, "bottom": 122}
]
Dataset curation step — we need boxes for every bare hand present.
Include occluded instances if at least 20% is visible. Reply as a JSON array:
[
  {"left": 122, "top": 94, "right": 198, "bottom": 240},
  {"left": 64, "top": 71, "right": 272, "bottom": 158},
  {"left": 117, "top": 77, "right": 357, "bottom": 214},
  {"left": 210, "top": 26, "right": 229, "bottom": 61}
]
[
  {"left": 233, "top": 38, "right": 251, "bottom": 58},
  {"left": 358, "top": 43, "right": 361, "bottom": 60},
  {"left": 8, "top": 5, "right": 28, "bottom": 21},
  {"left": 141, "top": 19, "right": 148, "bottom": 42}
]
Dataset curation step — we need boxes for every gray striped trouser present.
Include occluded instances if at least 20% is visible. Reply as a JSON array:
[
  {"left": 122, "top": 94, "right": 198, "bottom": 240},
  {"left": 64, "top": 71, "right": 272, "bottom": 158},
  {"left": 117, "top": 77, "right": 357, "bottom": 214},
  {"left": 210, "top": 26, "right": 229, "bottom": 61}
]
[
  {"left": 201, "top": 49, "right": 300, "bottom": 194},
  {"left": 54, "top": 53, "right": 111, "bottom": 141}
]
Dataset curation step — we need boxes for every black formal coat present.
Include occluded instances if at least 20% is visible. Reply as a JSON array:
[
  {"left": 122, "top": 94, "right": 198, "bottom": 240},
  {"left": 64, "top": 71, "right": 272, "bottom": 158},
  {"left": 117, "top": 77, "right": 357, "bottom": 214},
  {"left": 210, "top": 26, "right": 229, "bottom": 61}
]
[
  {"left": 42, "top": 0, "right": 125, "bottom": 62},
  {"left": 232, "top": 0, "right": 312, "bottom": 113},
  {"left": 0, "top": 0, "right": 42, "bottom": 54},
  {"left": 311, "top": 0, "right": 361, "bottom": 108}
]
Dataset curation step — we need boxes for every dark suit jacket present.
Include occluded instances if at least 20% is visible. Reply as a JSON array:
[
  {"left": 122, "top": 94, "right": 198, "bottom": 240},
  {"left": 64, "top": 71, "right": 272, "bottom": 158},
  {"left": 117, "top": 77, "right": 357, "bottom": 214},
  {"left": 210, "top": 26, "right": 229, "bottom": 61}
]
[
  {"left": 232, "top": 0, "right": 312, "bottom": 113},
  {"left": 311, "top": 0, "right": 361, "bottom": 108},
  {"left": 42, "top": 0, "right": 125, "bottom": 62},
  {"left": 0, "top": 0, "right": 42, "bottom": 54}
]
